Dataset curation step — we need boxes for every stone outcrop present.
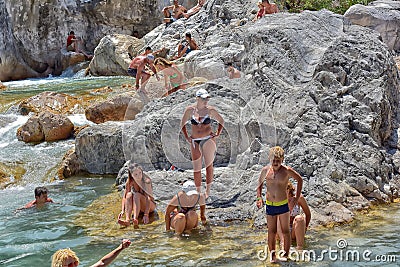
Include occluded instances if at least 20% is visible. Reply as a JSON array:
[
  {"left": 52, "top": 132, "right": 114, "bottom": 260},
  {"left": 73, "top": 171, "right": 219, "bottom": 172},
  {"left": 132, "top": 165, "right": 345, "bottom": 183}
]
[
  {"left": 344, "top": 0, "right": 400, "bottom": 52},
  {"left": 57, "top": 148, "right": 83, "bottom": 179},
  {"left": 88, "top": 34, "right": 144, "bottom": 76},
  {"left": 18, "top": 91, "right": 84, "bottom": 115},
  {"left": 0, "top": 162, "right": 26, "bottom": 189},
  {"left": 85, "top": 92, "right": 144, "bottom": 124},
  {"left": 75, "top": 121, "right": 126, "bottom": 174},
  {"left": 17, "top": 111, "right": 74, "bottom": 142},
  {"left": 74, "top": 8, "right": 400, "bottom": 226},
  {"left": 60, "top": 49, "right": 87, "bottom": 71}
]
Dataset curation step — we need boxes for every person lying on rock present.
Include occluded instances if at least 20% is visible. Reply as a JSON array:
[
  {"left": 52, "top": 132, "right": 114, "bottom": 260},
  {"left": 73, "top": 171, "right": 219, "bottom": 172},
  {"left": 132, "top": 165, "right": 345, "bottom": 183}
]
[
  {"left": 165, "top": 180, "right": 206, "bottom": 235},
  {"left": 118, "top": 162, "right": 156, "bottom": 229},
  {"left": 174, "top": 32, "right": 198, "bottom": 60},
  {"left": 66, "top": 31, "right": 93, "bottom": 59},
  {"left": 127, "top": 53, "right": 160, "bottom": 93},
  {"left": 24, "top": 186, "right": 54, "bottom": 209},
  {"left": 256, "top": 146, "right": 303, "bottom": 263},
  {"left": 163, "top": 0, "right": 187, "bottom": 26},
  {"left": 183, "top": 0, "right": 206, "bottom": 19}
]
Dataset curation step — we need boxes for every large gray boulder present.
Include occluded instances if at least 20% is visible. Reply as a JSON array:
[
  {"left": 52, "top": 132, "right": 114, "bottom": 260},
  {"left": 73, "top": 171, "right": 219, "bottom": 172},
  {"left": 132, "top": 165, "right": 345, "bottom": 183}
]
[
  {"left": 88, "top": 34, "right": 144, "bottom": 76},
  {"left": 344, "top": 0, "right": 400, "bottom": 52},
  {"left": 75, "top": 121, "right": 126, "bottom": 174}
]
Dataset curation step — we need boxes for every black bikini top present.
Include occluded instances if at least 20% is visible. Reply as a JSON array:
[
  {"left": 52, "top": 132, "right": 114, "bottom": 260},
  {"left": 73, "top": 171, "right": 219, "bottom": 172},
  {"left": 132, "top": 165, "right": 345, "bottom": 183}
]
[{"left": 190, "top": 108, "right": 211, "bottom": 125}]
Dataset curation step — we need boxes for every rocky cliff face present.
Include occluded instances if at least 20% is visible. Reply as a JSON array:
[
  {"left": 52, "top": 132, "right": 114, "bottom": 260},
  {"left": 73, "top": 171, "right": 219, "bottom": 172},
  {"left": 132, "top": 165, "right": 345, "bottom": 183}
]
[{"left": 0, "top": 0, "right": 198, "bottom": 82}]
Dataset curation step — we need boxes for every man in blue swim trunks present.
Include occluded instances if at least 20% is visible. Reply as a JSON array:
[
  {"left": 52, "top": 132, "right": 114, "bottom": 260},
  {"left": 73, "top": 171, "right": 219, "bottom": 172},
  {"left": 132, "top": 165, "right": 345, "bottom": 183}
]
[
  {"left": 174, "top": 32, "right": 198, "bottom": 59},
  {"left": 256, "top": 146, "right": 303, "bottom": 263}
]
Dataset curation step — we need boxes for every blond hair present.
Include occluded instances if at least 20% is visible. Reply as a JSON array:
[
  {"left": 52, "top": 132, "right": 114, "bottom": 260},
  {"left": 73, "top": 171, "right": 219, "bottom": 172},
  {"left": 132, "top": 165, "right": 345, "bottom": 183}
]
[
  {"left": 268, "top": 146, "right": 284, "bottom": 159},
  {"left": 51, "top": 248, "right": 79, "bottom": 267},
  {"left": 287, "top": 181, "right": 295, "bottom": 197}
]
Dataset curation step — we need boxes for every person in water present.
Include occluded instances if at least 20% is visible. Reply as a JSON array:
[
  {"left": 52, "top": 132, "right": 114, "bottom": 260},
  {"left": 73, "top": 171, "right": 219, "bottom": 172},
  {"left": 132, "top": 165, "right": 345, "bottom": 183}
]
[
  {"left": 277, "top": 181, "right": 311, "bottom": 250},
  {"left": 118, "top": 162, "right": 156, "bottom": 228},
  {"left": 24, "top": 186, "right": 54, "bottom": 208},
  {"left": 256, "top": 146, "right": 303, "bottom": 262},
  {"left": 51, "top": 239, "right": 131, "bottom": 267},
  {"left": 165, "top": 180, "right": 206, "bottom": 235},
  {"left": 154, "top": 57, "right": 186, "bottom": 96},
  {"left": 180, "top": 89, "right": 224, "bottom": 199}
]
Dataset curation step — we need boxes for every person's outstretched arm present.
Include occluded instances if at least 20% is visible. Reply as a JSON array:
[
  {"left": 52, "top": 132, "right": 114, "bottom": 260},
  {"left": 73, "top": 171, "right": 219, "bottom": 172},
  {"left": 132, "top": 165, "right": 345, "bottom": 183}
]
[{"left": 90, "top": 239, "right": 131, "bottom": 267}]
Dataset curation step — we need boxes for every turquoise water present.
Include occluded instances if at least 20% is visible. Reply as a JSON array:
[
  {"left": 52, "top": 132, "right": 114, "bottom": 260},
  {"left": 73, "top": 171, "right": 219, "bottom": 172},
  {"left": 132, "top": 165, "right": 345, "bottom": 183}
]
[{"left": 0, "top": 76, "right": 399, "bottom": 266}]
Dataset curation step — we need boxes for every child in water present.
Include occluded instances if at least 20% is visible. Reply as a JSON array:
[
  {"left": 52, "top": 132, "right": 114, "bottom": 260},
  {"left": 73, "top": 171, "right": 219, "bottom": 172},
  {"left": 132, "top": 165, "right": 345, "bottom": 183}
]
[{"left": 24, "top": 186, "right": 54, "bottom": 208}]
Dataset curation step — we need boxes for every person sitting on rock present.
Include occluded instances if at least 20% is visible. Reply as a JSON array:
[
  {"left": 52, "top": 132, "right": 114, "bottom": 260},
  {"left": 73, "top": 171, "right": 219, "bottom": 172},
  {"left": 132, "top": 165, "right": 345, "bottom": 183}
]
[
  {"left": 253, "top": 1, "right": 266, "bottom": 21},
  {"left": 262, "top": 0, "right": 279, "bottom": 14},
  {"left": 183, "top": 0, "right": 206, "bottom": 19},
  {"left": 174, "top": 32, "right": 198, "bottom": 59},
  {"left": 24, "top": 186, "right": 54, "bottom": 208},
  {"left": 165, "top": 180, "right": 207, "bottom": 235},
  {"left": 118, "top": 162, "right": 156, "bottom": 229},
  {"left": 66, "top": 31, "right": 93, "bottom": 59},
  {"left": 154, "top": 57, "right": 186, "bottom": 97},
  {"left": 226, "top": 63, "right": 241, "bottom": 79},
  {"left": 127, "top": 53, "right": 160, "bottom": 93},
  {"left": 163, "top": 0, "right": 187, "bottom": 26}
]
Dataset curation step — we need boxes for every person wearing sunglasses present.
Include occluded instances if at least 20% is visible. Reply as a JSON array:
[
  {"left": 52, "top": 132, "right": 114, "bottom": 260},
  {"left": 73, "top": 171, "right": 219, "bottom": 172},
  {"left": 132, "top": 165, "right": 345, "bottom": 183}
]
[
  {"left": 180, "top": 89, "right": 224, "bottom": 200},
  {"left": 51, "top": 239, "right": 131, "bottom": 267}
]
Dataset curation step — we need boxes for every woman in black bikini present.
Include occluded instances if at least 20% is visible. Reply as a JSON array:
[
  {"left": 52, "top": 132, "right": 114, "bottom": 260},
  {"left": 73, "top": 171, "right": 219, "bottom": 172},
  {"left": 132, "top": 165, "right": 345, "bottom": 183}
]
[
  {"left": 165, "top": 180, "right": 206, "bottom": 234},
  {"left": 118, "top": 162, "right": 156, "bottom": 228},
  {"left": 180, "top": 89, "right": 224, "bottom": 199}
]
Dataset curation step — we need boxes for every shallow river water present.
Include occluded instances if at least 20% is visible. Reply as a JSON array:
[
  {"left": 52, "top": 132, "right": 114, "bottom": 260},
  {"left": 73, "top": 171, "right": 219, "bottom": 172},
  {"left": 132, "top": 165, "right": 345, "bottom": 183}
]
[{"left": 0, "top": 76, "right": 398, "bottom": 266}]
